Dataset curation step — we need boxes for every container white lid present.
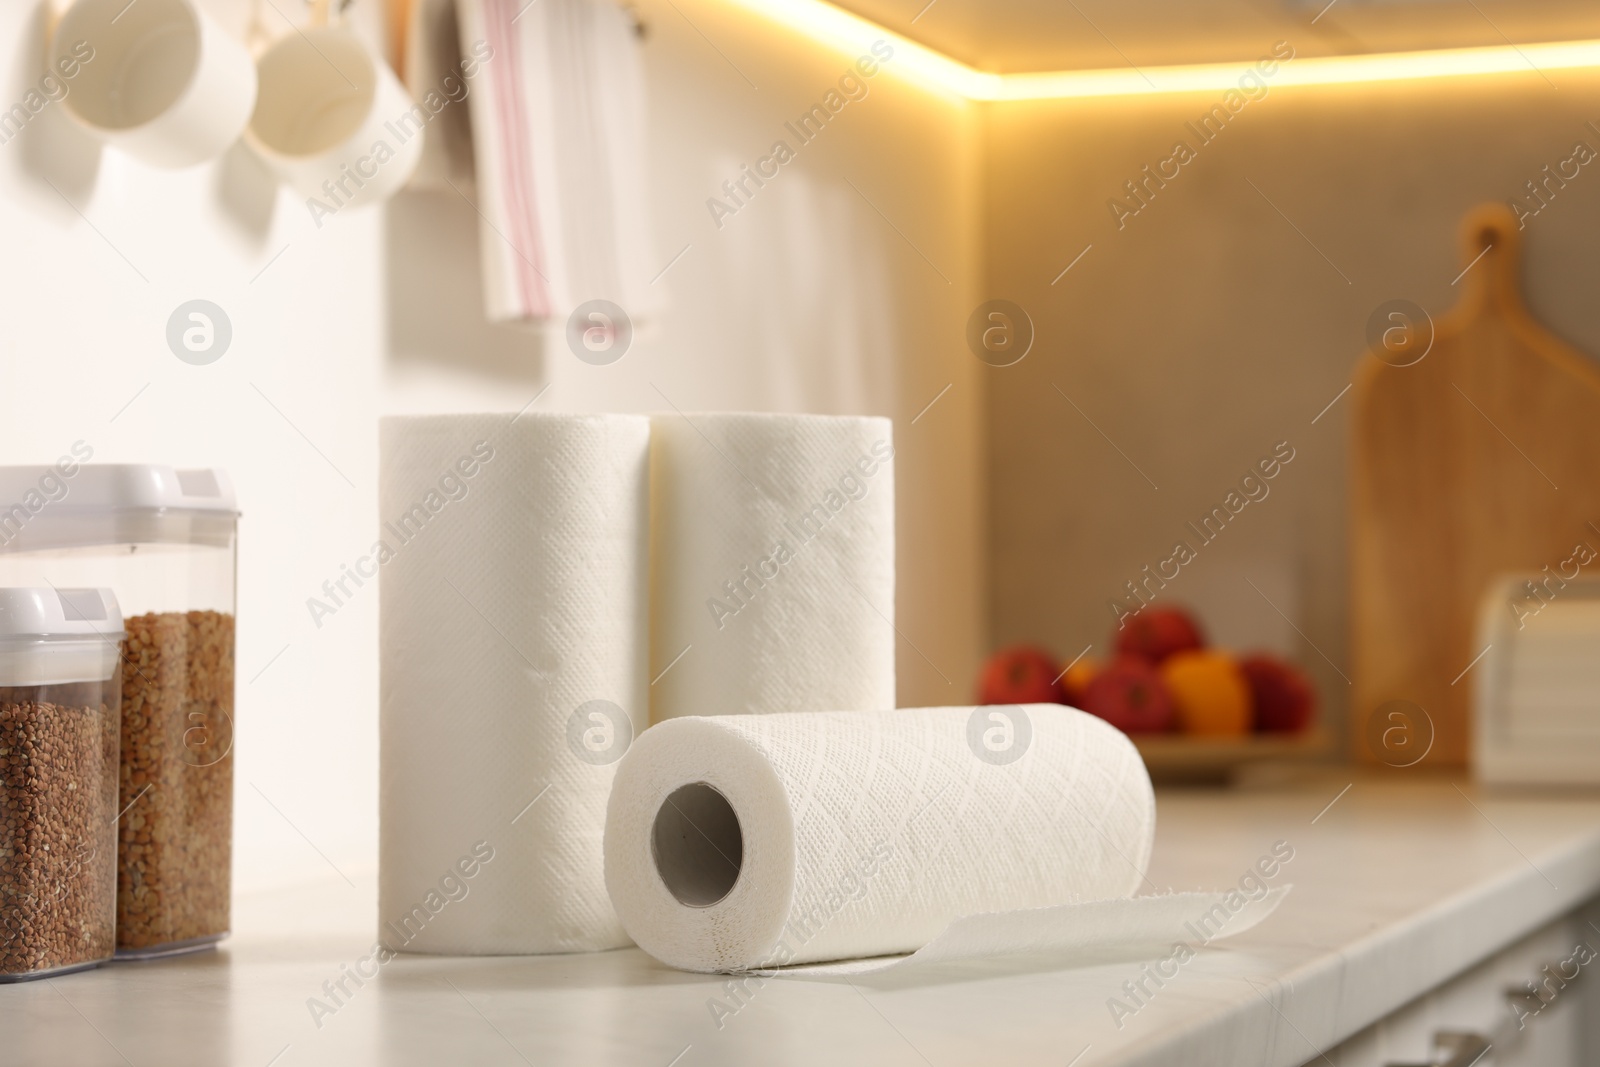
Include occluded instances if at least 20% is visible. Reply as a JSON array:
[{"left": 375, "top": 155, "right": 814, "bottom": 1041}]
[
  {"left": 0, "top": 464, "right": 238, "bottom": 552},
  {"left": 0, "top": 587, "right": 125, "bottom": 686}
]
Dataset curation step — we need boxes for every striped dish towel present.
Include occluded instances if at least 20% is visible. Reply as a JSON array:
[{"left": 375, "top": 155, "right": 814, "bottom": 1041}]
[{"left": 455, "top": 0, "right": 660, "bottom": 324}]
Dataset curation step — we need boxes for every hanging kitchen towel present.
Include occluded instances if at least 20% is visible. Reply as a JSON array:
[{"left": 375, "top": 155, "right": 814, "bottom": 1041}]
[
  {"left": 648, "top": 412, "right": 896, "bottom": 722},
  {"left": 379, "top": 412, "right": 649, "bottom": 954},
  {"left": 454, "top": 0, "right": 660, "bottom": 323},
  {"left": 604, "top": 705, "right": 1275, "bottom": 975}
]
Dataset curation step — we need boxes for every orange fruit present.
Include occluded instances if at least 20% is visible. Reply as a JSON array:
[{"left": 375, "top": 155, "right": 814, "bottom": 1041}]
[
  {"left": 1160, "top": 650, "right": 1251, "bottom": 736},
  {"left": 1060, "top": 657, "right": 1099, "bottom": 708}
]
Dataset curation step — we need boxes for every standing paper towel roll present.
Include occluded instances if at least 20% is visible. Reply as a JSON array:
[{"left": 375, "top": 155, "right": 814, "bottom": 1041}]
[
  {"left": 380, "top": 413, "right": 649, "bottom": 954},
  {"left": 649, "top": 413, "right": 895, "bottom": 721},
  {"left": 603, "top": 705, "right": 1157, "bottom": 972}
]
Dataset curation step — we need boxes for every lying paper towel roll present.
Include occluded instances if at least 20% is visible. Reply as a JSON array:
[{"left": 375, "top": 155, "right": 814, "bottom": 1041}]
[
  {"left": 380, "top": 412, "right": 649, "bottom": 954},
  {"left": 604, "top": 704, "right": 1157, "bottom": 972},
  {"left": 649, "top": 413, "right": 895, "bottom": 721}
]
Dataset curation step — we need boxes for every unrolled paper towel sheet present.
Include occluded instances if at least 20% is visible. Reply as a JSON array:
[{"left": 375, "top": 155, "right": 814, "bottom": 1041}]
[
  {"left": 778, "top": 888, "right": 1289, "bottom": 978},
  {"left": 649, "top": 413, "right": 895, "bottom": 722},
  {"left": 601, "top": 705, "right": 1281, "bottom": 975},
  {"left": 380, "top": 413, "right": 649, "bottom": 954}
]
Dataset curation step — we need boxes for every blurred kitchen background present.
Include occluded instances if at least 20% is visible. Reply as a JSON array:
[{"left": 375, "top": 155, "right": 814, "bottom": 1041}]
[{"left": 5, "top": 0, "right": 1600, "bottom": 895}]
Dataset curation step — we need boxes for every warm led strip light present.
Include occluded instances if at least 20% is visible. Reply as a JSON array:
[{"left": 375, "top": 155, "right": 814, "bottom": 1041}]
[{"left": 720, "top": 0, "right": 1600, "bottom": 100}]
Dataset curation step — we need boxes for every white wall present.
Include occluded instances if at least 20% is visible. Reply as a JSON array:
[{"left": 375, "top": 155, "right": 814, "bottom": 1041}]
[{"left": 0, "top": 0, "right": 985, "bottom": 907}]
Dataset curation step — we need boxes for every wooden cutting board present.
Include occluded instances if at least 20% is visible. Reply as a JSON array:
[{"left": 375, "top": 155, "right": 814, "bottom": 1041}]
[{"left": 1351, "top": 204, "right": 1600, "bottom": 768}]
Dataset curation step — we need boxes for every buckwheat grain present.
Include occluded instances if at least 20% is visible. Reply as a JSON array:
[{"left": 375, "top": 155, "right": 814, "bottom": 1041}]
[
  {"left": 0, "top": 696, "right": 118, "bottom": 977},
  {"left": 117, "top": 611, "right": 234, "bottom": 951}
]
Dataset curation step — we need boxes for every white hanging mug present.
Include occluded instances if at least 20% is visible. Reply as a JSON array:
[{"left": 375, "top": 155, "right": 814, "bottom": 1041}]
[
  {"left": 50, "top": 0, "right": 258, "bottom": 168},
  {"left": 244, "top": 2, "right": 423, "bottom": 218}
]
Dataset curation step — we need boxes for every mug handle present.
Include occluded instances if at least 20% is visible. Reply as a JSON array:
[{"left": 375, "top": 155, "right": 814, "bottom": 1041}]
[
  {"left": 245, "top": 0, "right": 275, "bottom": 54},
  {"left": 246, "top": 0, "right": 350, "bottom": 55},
  {"left": 307, "top": 0, "right": 355, "bottom": 27}
]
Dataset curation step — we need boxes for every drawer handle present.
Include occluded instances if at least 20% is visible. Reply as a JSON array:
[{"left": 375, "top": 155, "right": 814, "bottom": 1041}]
[{"left": 1384, "top": 1030, "right": 1492, "bottom": 1067}]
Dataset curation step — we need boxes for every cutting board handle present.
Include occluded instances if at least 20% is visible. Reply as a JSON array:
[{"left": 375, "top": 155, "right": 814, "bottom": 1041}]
[{"left": 1458, "top": 203, "right": 1522, "bottom": 316}]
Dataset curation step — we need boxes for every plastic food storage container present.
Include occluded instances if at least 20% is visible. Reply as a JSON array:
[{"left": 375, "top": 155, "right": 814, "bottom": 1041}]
[
  {"left": 0, "top": 465, "right": 237, "bottom": 958},
  {"left": 0, "top": 587, "right": 123, "bottom": 981}
]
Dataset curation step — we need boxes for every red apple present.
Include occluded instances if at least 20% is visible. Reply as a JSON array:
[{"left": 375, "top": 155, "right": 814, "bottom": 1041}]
[
  {"left": 977, "top": 645, "right": 1066, "bottom": 705},
  {"left": 1082, "top": 657, "right": 1175, "bottom": 734},
  {"left": 1113, "top": 606, "right": 1206, "bottom": 665},
  {"left": 1240, "top": 653, "right": 1316, "bottom": 733}
]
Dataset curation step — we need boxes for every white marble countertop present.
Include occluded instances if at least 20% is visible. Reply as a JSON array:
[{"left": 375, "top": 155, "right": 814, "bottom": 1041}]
[{"left": 5, "top": 774, "right": 1600, "bottom": 1067}]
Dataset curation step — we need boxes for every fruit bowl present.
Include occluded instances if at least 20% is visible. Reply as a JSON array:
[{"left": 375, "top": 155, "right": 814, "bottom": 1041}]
[
  {"left": 1130, "top": 730, "right": 1335, "bottom": 785},
  {"left": 979, "top": 605, "right": 1330, "bottom": 783}
]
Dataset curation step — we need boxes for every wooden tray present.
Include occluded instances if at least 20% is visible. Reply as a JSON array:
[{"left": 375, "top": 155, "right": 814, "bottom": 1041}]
[
  {"left": 1133, "top": 731, "right": 1333, "bottom": 784},
  {"left": 1351, "top": 205, "right": 1600, "bottom": 768}
]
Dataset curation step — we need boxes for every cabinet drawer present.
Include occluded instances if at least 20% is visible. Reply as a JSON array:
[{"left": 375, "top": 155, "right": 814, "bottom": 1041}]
[{"left": 1317, "top": 902, "right": 1600, "bottom": 1067}]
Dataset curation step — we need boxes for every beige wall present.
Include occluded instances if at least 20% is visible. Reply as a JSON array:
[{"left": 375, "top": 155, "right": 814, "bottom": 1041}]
[{"left": 982, "top": 61, "right": 1600, "bottom": 750}]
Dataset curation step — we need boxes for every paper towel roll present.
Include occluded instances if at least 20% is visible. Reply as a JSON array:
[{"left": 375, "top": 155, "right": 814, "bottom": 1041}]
[
  {"left": 649, "top": 413, "right": 895, "bottom": 721},
  {"left": 380, "top": 412, "right": 649, "bottom": 954},
  {"left": 603, "top": 704, "right": 1158, "bottom": 972}
]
